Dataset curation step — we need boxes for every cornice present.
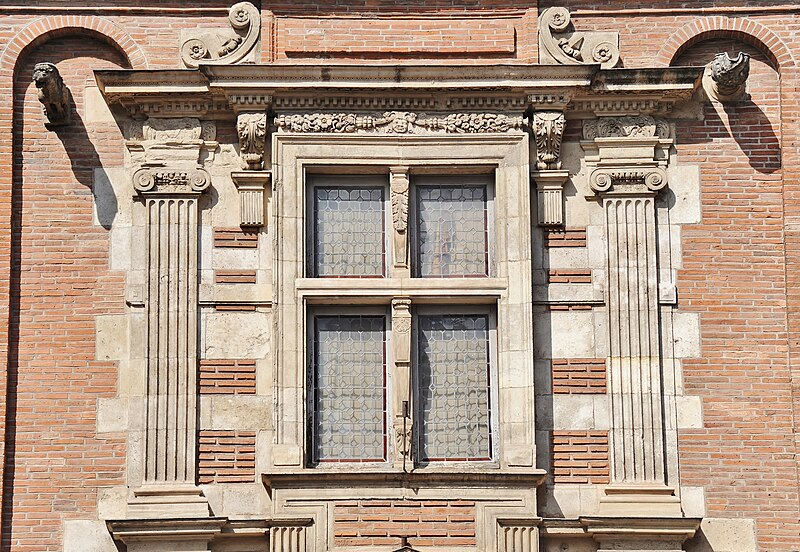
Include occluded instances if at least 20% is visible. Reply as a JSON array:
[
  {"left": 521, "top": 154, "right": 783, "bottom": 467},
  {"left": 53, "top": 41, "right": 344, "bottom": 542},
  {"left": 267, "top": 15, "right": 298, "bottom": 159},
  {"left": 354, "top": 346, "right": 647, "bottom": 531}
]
[{"left": 95, "top": 64, "right": 703, "bottom": 119}]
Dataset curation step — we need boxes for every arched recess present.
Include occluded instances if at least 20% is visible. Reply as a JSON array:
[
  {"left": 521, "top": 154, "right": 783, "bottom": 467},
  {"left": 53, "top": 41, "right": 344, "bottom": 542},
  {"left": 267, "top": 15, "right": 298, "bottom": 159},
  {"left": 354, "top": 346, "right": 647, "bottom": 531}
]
[
  {"left": 0, "top": 16, "right": 146, "bottom": 544},
  {"left": 655, "top": 16, "right": 795, "bottom": 71}
]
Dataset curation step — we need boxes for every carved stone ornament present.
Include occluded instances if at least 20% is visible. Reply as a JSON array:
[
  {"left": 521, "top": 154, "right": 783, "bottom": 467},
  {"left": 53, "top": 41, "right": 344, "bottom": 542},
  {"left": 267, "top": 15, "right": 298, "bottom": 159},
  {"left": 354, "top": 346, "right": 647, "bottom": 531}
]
[
  {"left": 274, "top": 112, "right": 525, "bottom": 134},
  {"left": 32, "top": 62, "right": 70, "bottom": 127},
  {"left": 132, "top": 166, "right": 212, "bottom": 195},
  {"left": 704, "top": 52, "right": 750, "bottom": 103},
  {"left": 589, "top": 167, "right": 667, "bottom": 194},
  {"left": 180, "top": 2, "right": 260, "bottom": 68},
  {"left": 236, "top": 112, "right": 267, "bottom": 170},
  {"left": 538, "top": 7, "right": 620, "bottom": 69},
  {"left": 533, "top": 111, "right": 566, "bottom": 170},
  {"left": 583, "top": 116, "right": 671, "bottom": 140},
  {"left": 395, "top": 424, "right": 413, "bottom": 460}
]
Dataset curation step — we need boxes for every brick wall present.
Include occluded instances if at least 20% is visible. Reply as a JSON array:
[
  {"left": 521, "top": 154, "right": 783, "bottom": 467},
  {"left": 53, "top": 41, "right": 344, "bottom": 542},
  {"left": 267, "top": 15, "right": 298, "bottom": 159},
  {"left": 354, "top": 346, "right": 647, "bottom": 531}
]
[
  {"left": 333, "top": 499, "right": 476, "bottom": 548},
  {"left": 213, "top": 228, "right": 260, "bottom": 248},
  {"left": 198, "top": 431, "right": 257, "bottom": 484},
  {"left": 543, "top": 228, "right": 587, "bottom": 248},
  {"left": 551, "top": 431, "right": 610, "bottom": 484}
]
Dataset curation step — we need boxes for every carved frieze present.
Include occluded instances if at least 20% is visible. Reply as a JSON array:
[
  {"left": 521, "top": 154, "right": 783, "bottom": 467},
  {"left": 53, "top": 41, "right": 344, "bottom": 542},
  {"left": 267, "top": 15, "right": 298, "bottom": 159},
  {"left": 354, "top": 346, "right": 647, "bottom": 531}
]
[
  {"left": 704, "top": 52, "right": 750, "bottom": 103},
  {"left": 539, "top": 7, "right": 620, "bottom": 69},
  {"left": 583, "top": 116, "right": 671, "bottom": 140},
  {"left": 533, "top": 111, "right": 566, "bottom": 170},
  {"left": 180, "top": 2, "right": 260, "bottom": 68},
  {"left": 32, "top": 62, "right": 70, "bottom": 127},
  {"left": 132, "top": 167, "right": 211, "bottom": 195},
  {"left": 274, "top": 112, "right": 526, "bottom": 134},
  {"left": 236, "top": 112, "right": 267, "bottom": 170}
]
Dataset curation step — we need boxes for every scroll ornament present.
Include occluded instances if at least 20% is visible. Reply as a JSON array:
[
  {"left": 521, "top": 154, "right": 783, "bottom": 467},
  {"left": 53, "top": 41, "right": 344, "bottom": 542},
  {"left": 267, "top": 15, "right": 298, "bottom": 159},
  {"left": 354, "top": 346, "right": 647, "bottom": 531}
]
[
  {"left": 133, "top": 167, "right": 211, "bottom": 194},
  {"left": 32, "top": 62, "right": 70, "bottom": 127},
  {"left": 538, "top": 7, "right": 620, "bottom": 69},
  {"left": 180, "top": 2, "right": 260, "bottom": 68},
  {"left": 274, "top": 112, "right": 525, "bottom": 134},
  {"left": 589, "top": 167, "right": 667, "bottom": 194},
  {"left": 237, "top": 112, "right": 267, "bottom": 170}
]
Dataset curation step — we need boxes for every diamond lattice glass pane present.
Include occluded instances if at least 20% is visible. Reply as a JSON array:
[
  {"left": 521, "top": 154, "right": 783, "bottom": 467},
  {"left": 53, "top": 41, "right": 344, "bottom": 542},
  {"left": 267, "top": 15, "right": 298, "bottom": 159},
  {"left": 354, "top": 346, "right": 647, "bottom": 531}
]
[
  {"left": 417, "top": 314, "right": 491, "bottom": 461},
  {"left": 313, "top": 186, "right": 384, "bottom": 277},
  {"left": 312, "top": 315, "right": 386, "bottom": 462},
  {"left": 416, "top": 185, "right": 487, "bottom": 277}
]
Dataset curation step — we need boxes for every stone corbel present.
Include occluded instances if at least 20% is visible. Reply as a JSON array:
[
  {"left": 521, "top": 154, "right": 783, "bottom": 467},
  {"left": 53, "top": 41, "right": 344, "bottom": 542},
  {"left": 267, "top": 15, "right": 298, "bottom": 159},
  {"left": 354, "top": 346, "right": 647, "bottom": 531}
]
[
  {"left": 530, "top": 110, "right": 568, "bottom": 226},
  {"left": 180, "top": 2, "right": 260, "bottom": 68},
  {"left": 538, "top": 7, "right": 620, "bottom": 69},
  {"left": 391, "top": 297, "right": 413, "bottom": 468},
  {"left": 231, "top": 171, "right": 270, "bottom": 227},
  {"left": 390, "top": 167, "right": 410, "bottom": 271},
  {"left": 703, "top": 52, "right": 750, "bottom": 103},
  {"left": 32, "top": 62, "right": 70, "bottom": 128},
  {"left": 236, "top": 111, "right": 267, "bottom": 170}
]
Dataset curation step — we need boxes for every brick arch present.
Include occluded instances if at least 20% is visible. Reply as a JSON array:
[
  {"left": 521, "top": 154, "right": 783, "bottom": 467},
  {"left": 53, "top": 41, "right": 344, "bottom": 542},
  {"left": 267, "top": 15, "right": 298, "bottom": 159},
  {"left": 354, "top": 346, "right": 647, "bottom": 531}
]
[
  {"left": 0, "top": 15, "right": 148, "bottom": 72},
  {"left": 655, "top": 16, "right": 794, "bottom": 71}
]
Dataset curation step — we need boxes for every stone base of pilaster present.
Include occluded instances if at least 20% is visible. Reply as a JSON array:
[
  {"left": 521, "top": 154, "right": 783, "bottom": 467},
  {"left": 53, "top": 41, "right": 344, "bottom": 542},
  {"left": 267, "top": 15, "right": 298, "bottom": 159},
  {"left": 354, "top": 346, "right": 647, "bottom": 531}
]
[
  {"left": 599, "top": 485, "right": 682, "bottom": 517},
  {"left": 127, "top": 484, "right": 210, "bottom": 518}
]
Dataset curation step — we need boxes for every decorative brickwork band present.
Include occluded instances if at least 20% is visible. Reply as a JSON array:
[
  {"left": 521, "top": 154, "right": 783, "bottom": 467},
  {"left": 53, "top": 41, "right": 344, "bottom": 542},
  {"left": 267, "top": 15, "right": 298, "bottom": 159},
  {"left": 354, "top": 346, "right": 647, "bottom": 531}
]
[
  {"left": 198, "top": 430, "right": 256, "bottom": 483},
  {"left": 543, "top": 228, "right": 586, "bottom": 247},
  {"left": 213, "top": 227, "right": 259, "bottom": 248},
  {"left": 551, "top": 358, "right": 607, "bottom": 394},
  {"left": 547, "top": 269, "right": 592, "bottom": 284},
  {"left": 551, "top": 430, "right": 610, "bottom": 484},
  {"left": 214, "top": 270, "right": 257, "bottom": 284},
  {"left": 199, "top": 359, "right": 256, "bottom": 394}
]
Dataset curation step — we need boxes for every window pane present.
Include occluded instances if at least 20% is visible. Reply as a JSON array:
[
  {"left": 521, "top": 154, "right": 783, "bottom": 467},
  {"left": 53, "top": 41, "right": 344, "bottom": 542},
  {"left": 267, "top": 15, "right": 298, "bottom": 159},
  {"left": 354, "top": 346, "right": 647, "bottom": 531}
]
[
  {"left": 416, "top": 185, "right": 488, "bottom": 277},
  {"left": 417, "top": 314, "right": 492, "bottom": 461},
  {"left": 313, "top": 186, "right": 384, "bottom": 277},
  {"left": 312, "top": 315, "right": 386, "bottom": 462}
]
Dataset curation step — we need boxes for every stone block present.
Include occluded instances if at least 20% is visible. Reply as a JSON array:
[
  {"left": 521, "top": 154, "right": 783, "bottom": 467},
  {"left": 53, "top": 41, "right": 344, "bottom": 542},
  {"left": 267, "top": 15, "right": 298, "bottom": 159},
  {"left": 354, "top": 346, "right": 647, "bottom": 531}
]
[
  {"left": 204, "top": 311, "right": 271, "bottom": 358},
  {"left": 97, "top": 486, "right": 127, "bottom": 520},
  {"left": 540, "top": 310, "right": 596, "bottom": 358},
  {"left": 552, "top": 395, "right": 594, "bottom": 429},
  {"left": 664, "top": 165, "right": 702, "bottom": 224},
  {"left": 208, "top": 396, "right": 271, "bottom": 430},
  {"left": 671, "top": 312, "right": 702, "bottom": 359},
  {"left": 64, "top": 520, "right": 118, "bottom": 552},
  {"left": 92, "top": 167, "right": 131, "bottom": 229},
  {"left": 686, "top": 518, "right": 757, "bottom": 552},
  {"left": 677, "top": 395, "right": 703, "bottom": 429},
  {"left": 95, "top": 314, "right": 128, "bottom": 361},
  {"left": 97, "top": 397, "right": 128, "bottom": 433},
  {"left": 680, "top": 486, "right": 706, "bottom": 518}
]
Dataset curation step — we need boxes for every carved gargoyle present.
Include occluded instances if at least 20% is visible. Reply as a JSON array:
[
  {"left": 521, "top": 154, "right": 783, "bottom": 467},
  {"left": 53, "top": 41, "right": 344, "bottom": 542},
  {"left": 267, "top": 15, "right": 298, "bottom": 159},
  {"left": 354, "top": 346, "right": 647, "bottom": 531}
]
[
  {"left": 32, "top": 62, "right": 70, "bottom": 127},
  {"left": 704, "top": 52, "right": 750, "bottom": 103}
]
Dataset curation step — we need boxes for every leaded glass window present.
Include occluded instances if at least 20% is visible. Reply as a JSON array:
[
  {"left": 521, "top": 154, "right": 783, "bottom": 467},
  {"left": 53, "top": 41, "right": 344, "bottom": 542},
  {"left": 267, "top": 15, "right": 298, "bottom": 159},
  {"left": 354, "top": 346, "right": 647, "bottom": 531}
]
[
  {"left": 416, "top": 313, "right": 492, "bottom": 462},
  {"left": 310, "top": 315, "right": 387, "bottom": 463},
  {"left": 415, "top": 184, "right": 488, "bottom": 277},
  {"left": 311, "top": 183, "right": 385, "bottom": 277}
]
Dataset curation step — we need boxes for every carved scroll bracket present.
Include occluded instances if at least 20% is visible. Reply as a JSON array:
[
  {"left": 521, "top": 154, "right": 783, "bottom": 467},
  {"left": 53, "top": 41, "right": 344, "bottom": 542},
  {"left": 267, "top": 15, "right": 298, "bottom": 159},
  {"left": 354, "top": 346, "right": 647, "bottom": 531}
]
[
  {"left": 180, "top": 2, "right": 260, "bottom": 68},
  {"left": 231, "top": 170, "right": 270, "bottom": 227},
  {"left": 236, "top": 112, "right": 267, "bottom": 170},
  {"left": 32, "top": 62, "right": 71, "bottom": 128},
  {"left": 539, "top": 7, "right": 620, "bottom": 69},
  {"left": 703, "top": 52, "right": 750, "bottom": 103},
  {"left": 391, "top": 297, "right": 413, "bottom": 468},
  {"left": 390, "top": 166, "right": 410, "bottom": 271}
]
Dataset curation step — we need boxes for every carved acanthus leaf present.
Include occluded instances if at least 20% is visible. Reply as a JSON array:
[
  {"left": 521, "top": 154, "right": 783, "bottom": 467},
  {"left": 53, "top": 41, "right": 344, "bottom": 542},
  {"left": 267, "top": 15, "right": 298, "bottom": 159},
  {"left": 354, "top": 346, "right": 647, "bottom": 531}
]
[
  {"left": 32, "top": 62, "right": 70, "bottom": 127},
  {"left": 390, "top": 173, "right": 410, "bottom": 232},
  {"left": 274, "top": 112, "right": 525, "bottom": 134},
  {"left": 236, "top": 112, "right": 267, "bottom": 170},
  {"left": 538, "top": 7, "right": 620, "bottom": 69},
  {"left": 583, "top": 116, "right": 671, "bottom": 140},
  {"left": 533, "top": 111, "right": 566, "bottom": 170},
  {"left": 180, "top": 2, "right": 260, "bottom": 68}
]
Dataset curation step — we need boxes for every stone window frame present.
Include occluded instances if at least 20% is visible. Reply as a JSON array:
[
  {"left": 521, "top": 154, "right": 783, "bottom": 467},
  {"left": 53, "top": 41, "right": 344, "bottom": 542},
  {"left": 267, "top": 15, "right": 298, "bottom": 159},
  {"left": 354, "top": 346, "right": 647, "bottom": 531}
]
[{"left": 271, "top": 133, "right": 536, "bottom": 472}]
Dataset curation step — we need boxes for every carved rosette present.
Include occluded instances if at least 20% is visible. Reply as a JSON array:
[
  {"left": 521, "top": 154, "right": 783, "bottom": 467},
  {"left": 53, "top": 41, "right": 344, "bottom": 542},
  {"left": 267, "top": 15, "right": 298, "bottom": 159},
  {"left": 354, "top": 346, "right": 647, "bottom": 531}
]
[
  {"left": 583, "top": 116, "right": 671, "bottom": 140},
  {"left": 132, "top": 167, "right": 211, "bottom": 195},
  {"left": 32, "top": 62, "right": 70, "bottom": 127},
  {"left": 236, "top": 112, "right": 267, "bottom": 170},
  {"left": 538, "top": 7, "right": 620, "bottom": 69},
  {"left": 180, "top": 2, "right": 260, "bottom": 68},
  {"left": 274, "top": 112, "right": 525, "bottom": 134},
  {"left": 704, "top": 52, "right": 751, "bottom": 103}
]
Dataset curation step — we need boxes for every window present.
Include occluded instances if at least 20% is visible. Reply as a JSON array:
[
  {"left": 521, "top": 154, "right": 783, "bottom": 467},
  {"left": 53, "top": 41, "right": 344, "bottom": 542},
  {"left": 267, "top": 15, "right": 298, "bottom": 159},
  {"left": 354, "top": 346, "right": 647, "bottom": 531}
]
[
  {"left": 305, "top": 171, "right": 498, "bottom": 467},
  {"left": 309, "top": 313, "right": 388, "bottom": 463}
]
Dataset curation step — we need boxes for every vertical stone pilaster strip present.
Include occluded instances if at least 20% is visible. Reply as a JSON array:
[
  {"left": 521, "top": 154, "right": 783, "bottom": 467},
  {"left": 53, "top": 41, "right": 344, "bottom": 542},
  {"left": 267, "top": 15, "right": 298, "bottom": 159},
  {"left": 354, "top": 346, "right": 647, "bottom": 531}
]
[
  {"left": 391, "top": 297, "right": 412, "bottom": 467},
  {"left": 390, "top": 166, "right": 410, "bottom": 271},
  {"left": 603, "top": 193, "right": 664, "bottom": 484},
  {"left": 144, "top": 195, "right": 200, "bottom": 484}
]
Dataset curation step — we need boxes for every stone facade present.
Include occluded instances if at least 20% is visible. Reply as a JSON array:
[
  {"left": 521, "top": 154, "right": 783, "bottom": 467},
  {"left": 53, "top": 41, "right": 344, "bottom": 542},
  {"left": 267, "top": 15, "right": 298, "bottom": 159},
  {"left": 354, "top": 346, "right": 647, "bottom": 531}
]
[{"left": 0, "top": 2, "right": 797, "bottom": 552}]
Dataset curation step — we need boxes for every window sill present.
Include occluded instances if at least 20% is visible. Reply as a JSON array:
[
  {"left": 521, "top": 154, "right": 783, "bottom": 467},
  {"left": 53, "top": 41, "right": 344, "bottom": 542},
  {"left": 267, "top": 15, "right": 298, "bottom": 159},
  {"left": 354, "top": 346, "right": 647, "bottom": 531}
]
[
  {"left": 262, "top": 468, "right": 546, "bottom": 491},
  {"left": 297, "top": 277, "right": 507, "bottom": 300}
]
